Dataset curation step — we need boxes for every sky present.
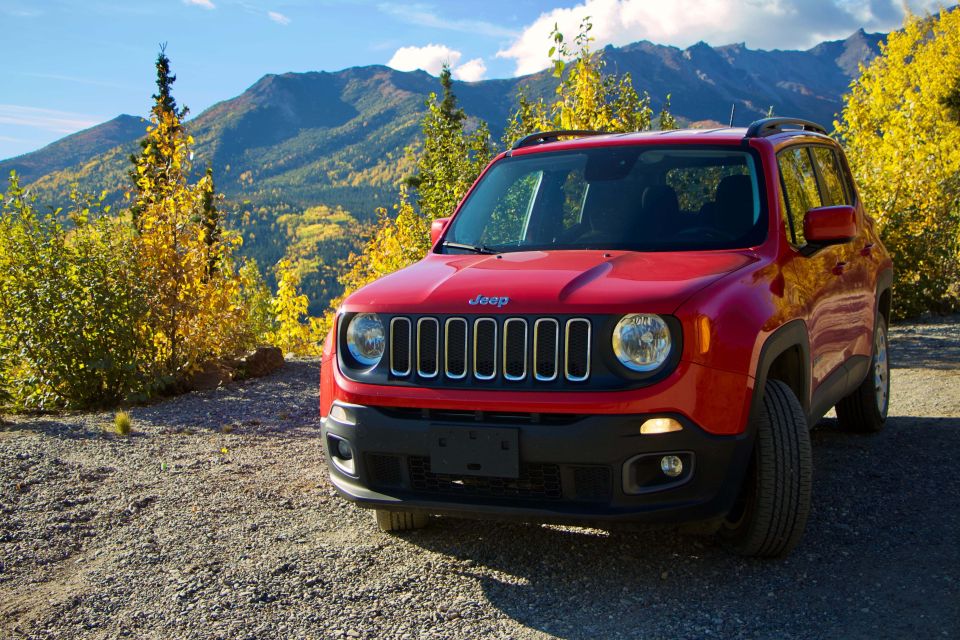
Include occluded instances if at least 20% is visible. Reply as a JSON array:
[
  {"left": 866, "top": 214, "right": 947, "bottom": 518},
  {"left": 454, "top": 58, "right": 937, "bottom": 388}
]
[{"left": 0, "top": 0, "right": 942, "bottom": 159}]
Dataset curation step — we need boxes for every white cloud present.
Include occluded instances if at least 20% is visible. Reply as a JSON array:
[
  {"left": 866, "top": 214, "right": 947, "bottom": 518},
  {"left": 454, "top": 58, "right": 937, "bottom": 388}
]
[
  {"left": 268, "top": 10, "right": 290, "bottom": 25},
  {"left": 497, "top": 0, "right": 943, "bottom": 76},
  {"left": 0, "top": 105, "right": 102, "bottom": 134},
  {"left": 183, "top": 0, "right": 215, "bottom": 9},
  {"left": 387, "top": 44, "right": 462, "bottom": 75},
  {"left": 453, "top": 58, "right": 487, "bottom": 82}
]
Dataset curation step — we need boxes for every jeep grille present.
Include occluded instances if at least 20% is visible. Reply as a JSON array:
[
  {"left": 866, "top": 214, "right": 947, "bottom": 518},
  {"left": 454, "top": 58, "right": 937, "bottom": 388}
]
[{"left": 389, "top": 315, "right": 591, "bottom": 384}]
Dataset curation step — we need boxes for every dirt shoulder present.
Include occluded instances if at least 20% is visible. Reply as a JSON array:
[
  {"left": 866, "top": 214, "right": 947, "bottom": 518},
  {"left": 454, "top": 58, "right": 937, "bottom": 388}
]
[{"left": 1, "top": 319, "right": 958, "bottom": 639}]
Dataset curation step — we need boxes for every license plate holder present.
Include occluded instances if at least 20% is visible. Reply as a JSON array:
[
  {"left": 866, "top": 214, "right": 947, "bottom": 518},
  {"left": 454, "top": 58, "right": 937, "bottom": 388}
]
[{"left": 428, "top": 426, "right": 519, "bottom": 478}]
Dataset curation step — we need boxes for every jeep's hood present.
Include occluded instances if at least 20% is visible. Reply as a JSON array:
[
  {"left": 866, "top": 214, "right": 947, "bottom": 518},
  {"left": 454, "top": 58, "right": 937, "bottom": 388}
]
[{"left": 343, "top": 250, "right": 757, "bottom": 315}]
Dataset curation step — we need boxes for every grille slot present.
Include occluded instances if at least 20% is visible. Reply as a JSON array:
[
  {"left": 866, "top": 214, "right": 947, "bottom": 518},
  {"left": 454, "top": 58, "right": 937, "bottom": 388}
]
[
  {"left": 502, "top": 318, "right": 528, "bottom": 381},
  {"left": 417, "top": 318, "right": 439, "bottom": 378},
  {"left": 444, "top": 318, "right": 468, "bottom": 379},
  {"left": 389, "top": 317, "right": 412, "bottom": 376},
  {"left": 565, "top": 319, "right": 591, "bottom": 382},
  {"left": 473, "top": 318, "right": 497, "bottom": 380},
  {"left": 408, "top": 456, "right": 562, "bottom": 500},
  {"left": 534, "top": 318, "right": 559, "bottom": 381}
]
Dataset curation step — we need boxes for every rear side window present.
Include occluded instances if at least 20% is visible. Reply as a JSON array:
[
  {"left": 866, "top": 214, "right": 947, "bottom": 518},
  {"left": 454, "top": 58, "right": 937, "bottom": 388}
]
[
  {"left": 810, "top": 146, "right": 850, "bottom": 206},
  {"left": 777, "top": 147, "right": 822, "bottom": 246}
]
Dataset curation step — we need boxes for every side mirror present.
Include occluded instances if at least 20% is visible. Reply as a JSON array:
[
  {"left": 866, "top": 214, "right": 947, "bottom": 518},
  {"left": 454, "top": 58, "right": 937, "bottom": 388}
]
[
  {"left": 430, "top": 217, "right": 451, "bottom": 247},
  {"left": 803, "top": 205, "right": 856, "bottom": 246}
]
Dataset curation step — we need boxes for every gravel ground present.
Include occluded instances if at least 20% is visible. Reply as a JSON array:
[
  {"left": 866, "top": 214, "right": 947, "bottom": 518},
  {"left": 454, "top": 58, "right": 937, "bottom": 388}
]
[{"left": 1, "top": 318, "right": 958, "bottom": 640}]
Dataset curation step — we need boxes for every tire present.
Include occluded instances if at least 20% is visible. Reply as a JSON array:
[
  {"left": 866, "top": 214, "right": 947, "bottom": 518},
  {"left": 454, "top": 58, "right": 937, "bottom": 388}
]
[
  {"left": 836, "top": 314, "right": 889, "bottom": 433},
  {"left": 373, "top": 509, "right": 429, "bottom": 532},
  {"left": 720, "top": 380, "right": 813, "bottom": 558}
]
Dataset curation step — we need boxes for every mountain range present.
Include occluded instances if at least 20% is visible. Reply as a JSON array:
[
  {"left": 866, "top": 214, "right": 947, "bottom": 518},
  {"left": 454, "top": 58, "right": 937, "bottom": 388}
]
[{"left": 2, "top": 29, "right": 883, "bottom": 218}]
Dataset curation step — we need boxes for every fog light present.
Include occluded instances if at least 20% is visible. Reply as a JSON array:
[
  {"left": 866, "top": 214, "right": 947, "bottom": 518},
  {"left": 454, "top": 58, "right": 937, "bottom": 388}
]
[
  {"left": 336, "top": 439, "right": 353, "bottom": 461},
  {"left": 660, "top": 455, "right": 683, "bottom": 477},
  {"left": 640, "top": 417, "right": 683, "bottom": 435}
]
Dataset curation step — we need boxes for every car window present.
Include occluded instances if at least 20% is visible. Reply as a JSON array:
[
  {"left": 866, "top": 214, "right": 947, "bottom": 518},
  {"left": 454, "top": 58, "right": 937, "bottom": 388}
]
[
  {"left": 777, "top": 146, "right": 822, "bottom": 246},
  {"left": 666, "top": 164, "right": 750, "bottom": 214},
  {"left": 810, "top": 146, "right": 849, "bottom": 206},
  {"left": 477, "top": 170, "right": 542, "bottom": 246},
  {"left": 444, "top": 146, "right": 765, "bottom": 253}
]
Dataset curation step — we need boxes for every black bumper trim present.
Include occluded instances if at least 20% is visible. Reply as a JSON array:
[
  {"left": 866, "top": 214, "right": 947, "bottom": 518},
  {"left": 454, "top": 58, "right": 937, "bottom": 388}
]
[{"left": 321, "top": 404, "right": 753, "bottom": 525}]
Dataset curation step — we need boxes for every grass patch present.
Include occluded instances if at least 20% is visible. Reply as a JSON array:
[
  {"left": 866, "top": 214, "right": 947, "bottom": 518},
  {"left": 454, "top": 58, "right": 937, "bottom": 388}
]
[{"left": 113, "top": 410, "right": 132, "bottom": 436}]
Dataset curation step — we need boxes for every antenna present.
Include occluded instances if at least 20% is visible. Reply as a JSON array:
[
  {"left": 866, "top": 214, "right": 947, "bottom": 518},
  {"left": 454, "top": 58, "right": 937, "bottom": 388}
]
[{"left": 728, "top": 104, "right": 736, "bottom": 127}]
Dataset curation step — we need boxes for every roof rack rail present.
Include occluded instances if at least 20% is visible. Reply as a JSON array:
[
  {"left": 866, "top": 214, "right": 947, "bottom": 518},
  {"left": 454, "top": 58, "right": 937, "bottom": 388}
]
[
  {"left": 744, "top": 117, "right": 827, "bottom": 138},
  {"left": 511, "top": 129, "right": 608, "bottom": 150}
]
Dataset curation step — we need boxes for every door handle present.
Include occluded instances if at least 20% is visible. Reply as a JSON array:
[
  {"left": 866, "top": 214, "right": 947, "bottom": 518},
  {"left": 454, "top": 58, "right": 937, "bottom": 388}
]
[
  {"left": 832, "top": 261, "right": 848, "bottom": 276},
  {"left": 861, "top": 243, "right": 874, "bottom": 257}
]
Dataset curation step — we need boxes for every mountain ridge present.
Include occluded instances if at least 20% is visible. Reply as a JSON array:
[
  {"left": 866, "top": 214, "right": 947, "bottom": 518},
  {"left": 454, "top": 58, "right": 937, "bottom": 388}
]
[{"left": 2, "top": 29, "right": 883, "bottom": 229}]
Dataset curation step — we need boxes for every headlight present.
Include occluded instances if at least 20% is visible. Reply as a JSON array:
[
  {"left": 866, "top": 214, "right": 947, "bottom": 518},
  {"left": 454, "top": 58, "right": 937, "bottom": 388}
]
[
  {"left": 346, "top": 313, "right": 385, "bottom": 367},
  {"left": 612, "top": 314, "right": 672, "bottom": 372}
]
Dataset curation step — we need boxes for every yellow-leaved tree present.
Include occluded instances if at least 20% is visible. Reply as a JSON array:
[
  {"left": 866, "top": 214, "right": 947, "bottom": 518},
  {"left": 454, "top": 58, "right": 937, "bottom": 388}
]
[
  {"left": 130, "top": 48, "right": 265, "bottom": 379},
  {"left": 267, "top": 259, "right": 325, "bottom": 356},
  {"left": 503, "top": 18, "right": 676, "bottom": 145},
  {"left": 835, "top": 8, "right": 960, "bottom": 317}
]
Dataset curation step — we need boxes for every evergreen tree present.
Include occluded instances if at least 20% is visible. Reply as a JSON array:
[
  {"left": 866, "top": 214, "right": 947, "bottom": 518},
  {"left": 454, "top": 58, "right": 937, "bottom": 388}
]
[
  {"left": 128, "top": 44, "right": 190, "bottom": 229},
  {"left": 407, "top": 65, "right": 491, "bottom": 220},
  {"left": 198, "top": 166, "right": 222, "bottom": 276}
]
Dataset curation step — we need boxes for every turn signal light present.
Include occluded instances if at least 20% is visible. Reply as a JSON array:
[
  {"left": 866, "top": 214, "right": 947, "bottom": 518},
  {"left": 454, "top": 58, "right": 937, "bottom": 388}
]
[{"left": 640, "top": 417, "right": 683, "bottom": 435}]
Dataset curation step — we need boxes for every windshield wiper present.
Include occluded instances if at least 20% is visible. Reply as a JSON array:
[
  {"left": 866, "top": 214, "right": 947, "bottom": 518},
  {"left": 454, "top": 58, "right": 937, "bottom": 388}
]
[{"left": 441, "top": 241, "right": 497, "bottom": 254}]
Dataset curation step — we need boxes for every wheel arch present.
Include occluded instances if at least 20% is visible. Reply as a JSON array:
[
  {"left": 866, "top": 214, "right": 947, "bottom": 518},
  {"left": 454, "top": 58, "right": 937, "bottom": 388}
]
[
  {"left": 749, "top": 320, "right": 811, "bottom": 428},
  {"left": 876, "top": 267, "right": 893, "bottom": 324}
]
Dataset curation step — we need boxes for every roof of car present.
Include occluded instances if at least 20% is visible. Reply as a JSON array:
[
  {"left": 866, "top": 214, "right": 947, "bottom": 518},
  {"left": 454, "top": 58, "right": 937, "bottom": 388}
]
[{"left": 509, "top": 119, "right": 832, "bottom": 156}]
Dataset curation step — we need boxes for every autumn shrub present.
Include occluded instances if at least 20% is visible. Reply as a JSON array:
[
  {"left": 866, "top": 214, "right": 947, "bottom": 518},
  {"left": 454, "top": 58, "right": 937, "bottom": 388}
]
[
  {"left": 0, "top": 176, "right": 147, "bottom": 409},
  {"left": 836, "top": 8, "right": 960, "bottom": 318},
  {"left": 267, "top": 259, "right": 325, "bottom": 356}
]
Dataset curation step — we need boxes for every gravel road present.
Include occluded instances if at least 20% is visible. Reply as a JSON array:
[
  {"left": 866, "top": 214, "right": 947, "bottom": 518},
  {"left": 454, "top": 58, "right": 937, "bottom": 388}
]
[{"left": 1, "top": 318, "right": 958, "bottom": 639}]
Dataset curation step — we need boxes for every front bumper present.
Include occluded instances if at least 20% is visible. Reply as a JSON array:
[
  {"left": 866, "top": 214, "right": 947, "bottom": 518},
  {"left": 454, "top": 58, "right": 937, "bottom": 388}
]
[{"left": 321, "top": 403, "right": 754, "bottom": 525}]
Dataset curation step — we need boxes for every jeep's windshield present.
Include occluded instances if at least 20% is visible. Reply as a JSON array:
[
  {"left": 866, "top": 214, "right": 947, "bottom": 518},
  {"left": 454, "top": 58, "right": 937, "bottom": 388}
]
[{"left": 442, "top": 145, "right": 765, "bottom": 254}]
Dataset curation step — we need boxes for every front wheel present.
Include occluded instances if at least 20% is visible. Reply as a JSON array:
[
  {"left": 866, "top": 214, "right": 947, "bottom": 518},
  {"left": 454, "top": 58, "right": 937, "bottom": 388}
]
[
  {"left": 836, "top": 314, "right": 889, "bottom": 433},
  {"left": 373, "top": 509, "right": 429, "bottom": 532},
  {"left": 720, "top": 380, "right": 813, "bottom": 558}
]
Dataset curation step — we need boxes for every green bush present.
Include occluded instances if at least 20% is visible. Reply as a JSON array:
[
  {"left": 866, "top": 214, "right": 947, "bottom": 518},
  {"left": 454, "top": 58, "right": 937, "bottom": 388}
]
[{"left": 0, "top": 175, "right": 148, "bottom": 409}]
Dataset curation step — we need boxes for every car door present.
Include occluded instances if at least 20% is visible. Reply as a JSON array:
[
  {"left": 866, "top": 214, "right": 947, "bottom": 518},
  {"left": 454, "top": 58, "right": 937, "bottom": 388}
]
[
  {"left": 808, "top": 145, "right": 875, "bottom": 361},
  {"left": 777, "top": 145, "right": 849, "bottom": 391}
]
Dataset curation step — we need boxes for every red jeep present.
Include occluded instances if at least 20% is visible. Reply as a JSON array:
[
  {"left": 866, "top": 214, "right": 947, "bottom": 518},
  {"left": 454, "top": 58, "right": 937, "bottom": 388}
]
[{"left": 319, "top": 118, "right": 893, "bottom": 557}]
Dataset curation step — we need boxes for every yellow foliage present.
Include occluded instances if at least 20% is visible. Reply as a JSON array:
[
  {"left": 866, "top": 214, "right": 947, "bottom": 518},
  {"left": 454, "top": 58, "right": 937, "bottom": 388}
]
[
  {"left": 267, "top": 259, "right": 325, "bottom": 356},
  {"left": 836, "top": 8, "right": 960, "bottom": 316}
]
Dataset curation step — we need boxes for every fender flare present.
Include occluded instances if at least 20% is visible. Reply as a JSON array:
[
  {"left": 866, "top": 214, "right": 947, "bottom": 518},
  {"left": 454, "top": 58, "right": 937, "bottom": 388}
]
[
  {"left": 748, "top": 319, "right": 811, "bottom": 428},
  {"left": 874, "top": 267, "right": 894, "bottom": 320}
]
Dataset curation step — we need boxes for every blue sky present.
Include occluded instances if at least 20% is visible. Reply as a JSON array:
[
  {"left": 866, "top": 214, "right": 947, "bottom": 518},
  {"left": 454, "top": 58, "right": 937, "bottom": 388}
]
[{"left": 0, "top": 0, "right": 939, "bottom": 159}]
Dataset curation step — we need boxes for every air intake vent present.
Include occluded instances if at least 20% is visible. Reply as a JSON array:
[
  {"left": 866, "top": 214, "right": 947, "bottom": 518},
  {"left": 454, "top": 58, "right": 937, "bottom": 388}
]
[
  {"left": 565, "top": 319, "right": 591, "bottom": 382},
  {"left": 417, "top": 318, "right": 439, "bottom": 378},
  {"left": 444, "top": 318, "right": 468, "bottom": 379},
  {"left": 389, "top": 317, "right": 411, "bottom": 376},
  {"left": 534, "top": 318, "right": 559, "bottom": 381}
]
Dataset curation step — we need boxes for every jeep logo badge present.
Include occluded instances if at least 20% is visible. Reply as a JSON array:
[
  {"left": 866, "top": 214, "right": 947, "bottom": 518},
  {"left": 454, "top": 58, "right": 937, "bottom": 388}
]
[{"left": 468, "top": 294, "right": 509, "bottom": 308}]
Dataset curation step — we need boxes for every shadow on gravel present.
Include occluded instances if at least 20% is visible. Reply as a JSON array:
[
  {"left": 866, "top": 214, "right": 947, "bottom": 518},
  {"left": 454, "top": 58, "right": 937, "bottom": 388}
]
[{"left": 406, "top": 415, "right": 960, "bottom": 639}]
